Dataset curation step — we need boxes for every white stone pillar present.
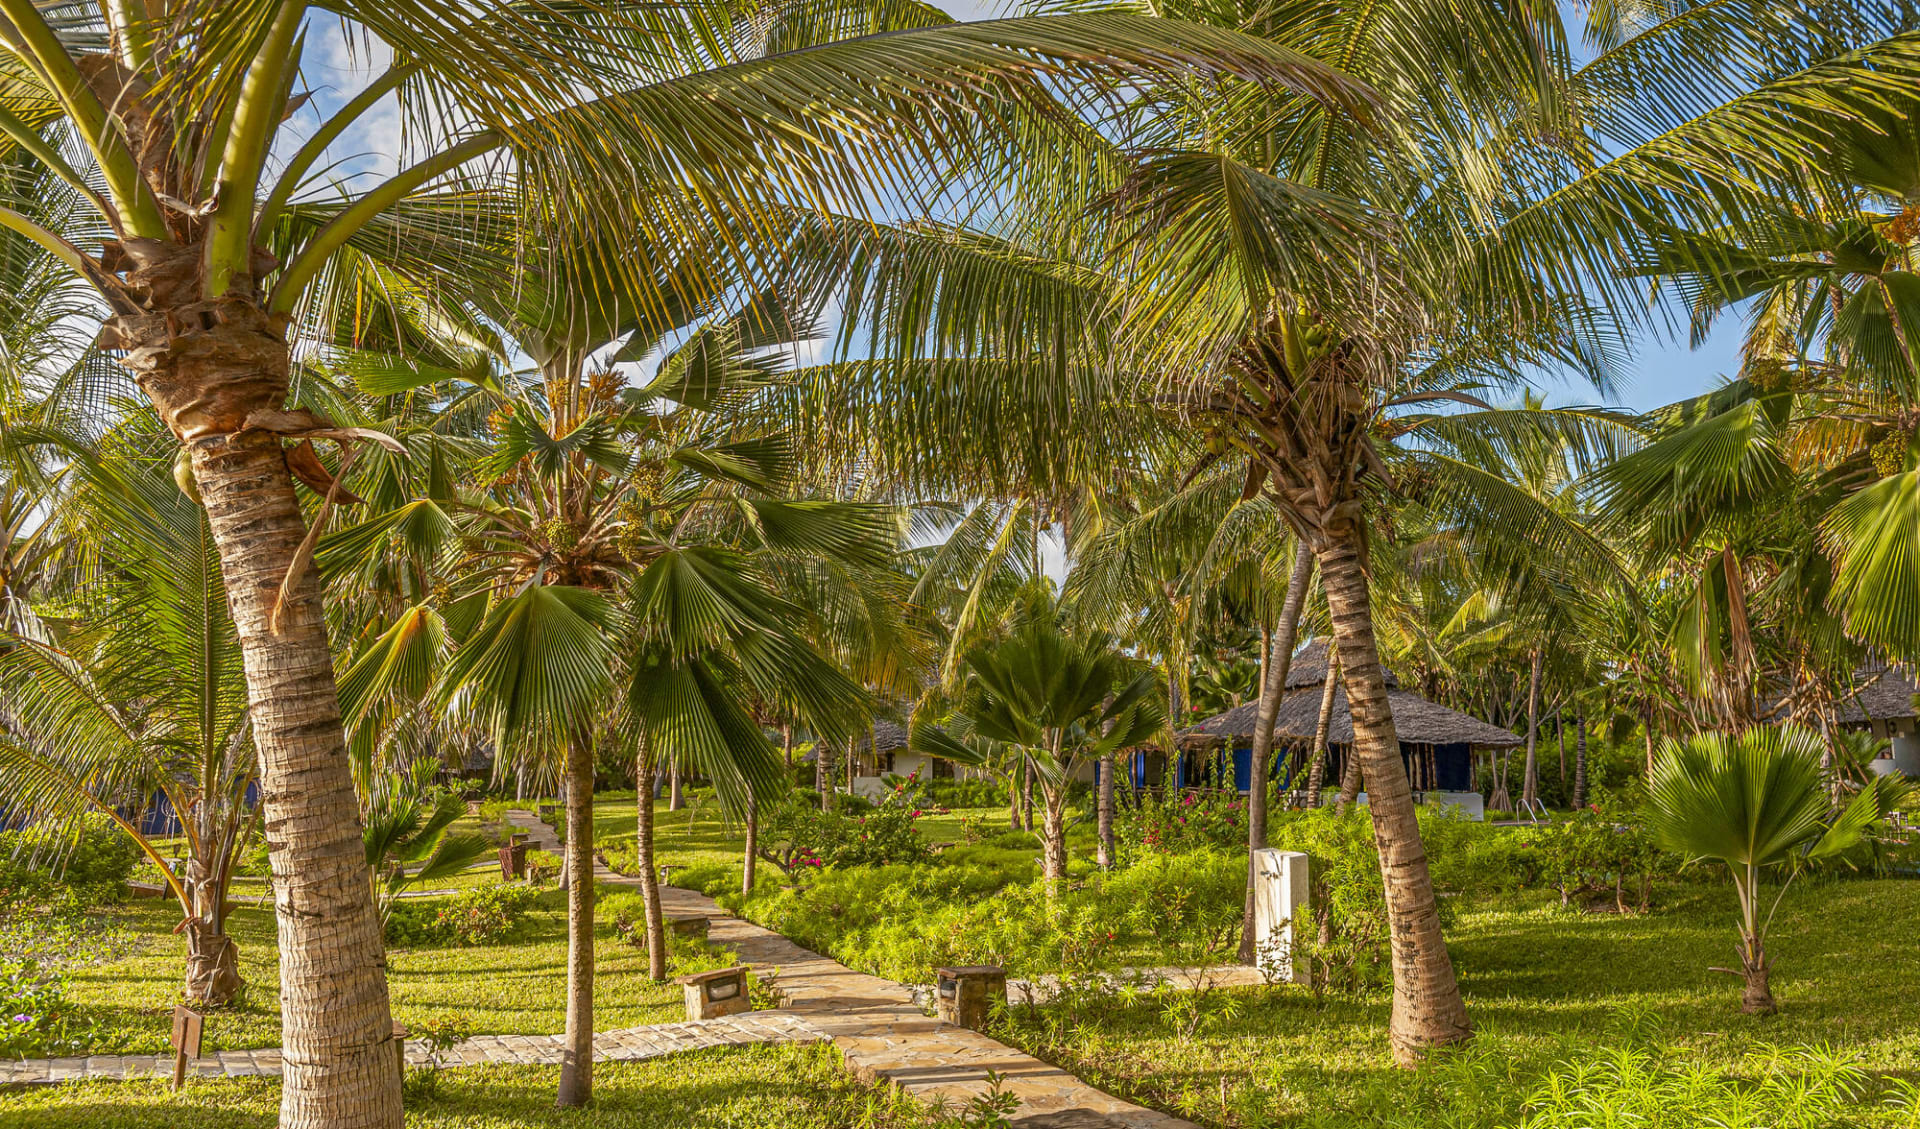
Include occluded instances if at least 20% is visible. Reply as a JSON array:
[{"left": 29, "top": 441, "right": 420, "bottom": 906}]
[{"left": 1251, "top": 848, "right": 1310, "bottom": 984}]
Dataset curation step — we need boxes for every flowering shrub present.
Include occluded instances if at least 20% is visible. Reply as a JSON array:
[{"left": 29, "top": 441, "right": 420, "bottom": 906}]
[
  {"left": 1116, "top": 790, "right": 1245, "bottom": 858},
  {"left": 0, "top": 959, "right": 98, "bottom": 1058}
]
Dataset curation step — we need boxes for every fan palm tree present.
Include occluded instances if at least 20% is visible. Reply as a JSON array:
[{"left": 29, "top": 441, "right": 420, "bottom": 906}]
[
  {"left": 0, "top": 4, "right": 1372, "bottom": 1120},
  {"left": 1645, "top": 724, "right": 1910, "bottom": 1014},
  {"left": 0, "top": 435, "right": 254, "bottom": 1005},
  {"left": 916, "top": 586, "right": 1163, "bottom": 880}
]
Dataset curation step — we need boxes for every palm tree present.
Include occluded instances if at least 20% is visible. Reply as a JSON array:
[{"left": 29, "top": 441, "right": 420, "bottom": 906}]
[
  {"left": 1645, "top": 725, "right": 1910, "bottom": 1013},
  {"left": 0, "top": 438, "right": 254, "bottom": 1005},
  {"left": 793, "top": 0, "right": 1920, "bottom": 1060},
  {"left": 327, "top": 264, "right": 882, "bottom": 1104},
  {"left": 916, "top": 587, "right": 1162, "bottom": 880},
  {"left": 0, "top": 5, "right": 1369, "bottom": 1120}
]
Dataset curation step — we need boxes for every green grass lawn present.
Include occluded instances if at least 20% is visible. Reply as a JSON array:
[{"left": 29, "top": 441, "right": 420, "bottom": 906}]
[
  {"left": 993, "top": 876, "right": 1920, "bottom": 1128},
  {"left": 0, "top": 1043, "right": 954, "bottom": 1128},
  {"left": 65, "top": 886, "right": 687, "bottom": 1054},
  {"left": 584, "top": 792, "right": 1022, "bottom": 877}
]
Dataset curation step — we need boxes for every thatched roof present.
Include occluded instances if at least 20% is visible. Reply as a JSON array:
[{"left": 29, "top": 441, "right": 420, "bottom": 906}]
[
  {"left": 1182, "top": 686, "right": 1521, "bottom": 749},
  {"left": 1283, "top": 638, "right": 1398, "bottom": 690},
  {"left": 1836, "top": 665, "right": 1919, "bottom": 723},
  {"left": 855, "top": 718, "right": 911, "bottom": 753}
]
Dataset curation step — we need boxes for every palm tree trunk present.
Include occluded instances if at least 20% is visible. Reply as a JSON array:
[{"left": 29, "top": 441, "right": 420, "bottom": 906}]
[
  {"left": 558, "top": 733, "right": 596, "bottom": 1107},
  {"left": 1315, "top": 533, "right": 1471, "bottom": 1062},
  {"left": 1521, "top": 648, "right": 1543, "bottom": 810},
  {"left": 742, "top": 791, "right": 759, "bottom": 896},
  {"left": 815, "top": 740, "right": 830, "bottom": 811},
  {"left": 1240, "top": 543, "right": 1313, "bottom": 962},
  {"left": 1335, "top": 743, "right": 1362, "bottom": 810},
  {"left": 668, "top": 754, "right": 683, "bottom": 811},
  {"left": 188, "top": 437, "right": 399, "bottom": 1128},
  {"left": 1040, "top": 785, "right": 1068, "bottom": 883},
  {"left": 1572, "top": 709, "right": 1589, "bottom": 809},
  {"left": 1020, "top": 755, "right": 1034, "bottom": 831},
  {"left": 635, "top": 743, "right": 668, "bottom": 981},
  {"left": 1096, "top": 749, "right": 1116, "bottom": 868},
  {"left": 1555, "top": 708, "right": 1566, "bottom": 786},
  {"left": 1304, "top": 649, "right": 1340, "bottom": 807}
]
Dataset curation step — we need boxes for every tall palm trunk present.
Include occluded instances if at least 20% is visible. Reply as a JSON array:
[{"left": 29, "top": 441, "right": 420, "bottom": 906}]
[
  {"left": 1020, "top": 755, "right": 1034, "bottom": 831},
  {"left": 1239, "top": 544, "right": 1313, "bottom": 962},
  {"left": 1039, "top": 786, "right": 1068, "bottom": 883},
  {"left": 1304, "top": 650, "right": 1340, "bottom": 807},
  {"left": 1096, "top": 748, "right": 1116, "bottom": 868},
  {"left": 635, "top": 743, "right": 668, "bottom": 980},
  {"left": 1521, "top": 648, "right": 1543, "bottom": 810},
  {"left": 668, "top": 754, "right": 683, "bottom": 810},
  {"left": 1571, "top": 710, "right": 1589, "bottom": 809},
  {"left": 742, "top": 791, "right": 758, "bottom": 896},
  {"left": 558, "top": 733, "right": 597, "bottom": 1106},
  {"left": 815, "top": 740, "right": 830, "bottom": 810},
  {"left": 186, "top": 437, "right": 399, "bottom": 1128},
  {"left": 1314, "top": 534, "right": 1471, "bottom": 1062}
]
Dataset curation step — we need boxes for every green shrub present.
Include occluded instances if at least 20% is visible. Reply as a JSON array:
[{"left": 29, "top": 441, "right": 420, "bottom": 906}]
[
  {"left": 755, "top": 789, "right": 930, "bottom": 876},
  {"left": 385, "top": 883, "right": 539, "bottom": 948},
  {"left": 0, "top": 814, "right": 141, "bottom": 909},
  {"left": 0, "top": 959, "right": 100, "bottom": 1058},
  {"left": 1522, "top": 800, "right": 1674, "bottom": 911},
  {"left": 1265, "top": 805, "right": 1512, "bottom": 992},
  {"left": 917, "top": 778, "right": 1007, "bottom": 809}
]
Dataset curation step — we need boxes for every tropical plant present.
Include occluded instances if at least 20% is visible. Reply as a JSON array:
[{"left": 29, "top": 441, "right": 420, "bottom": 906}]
[
  {"left": 0, "top": 440, "right": 254, "bottom": 1005},
  {"left": 916, "top": 587, "right": 1163, "bottom": 881},
  {"left": 1644, "top": 724, "right": 1911, "bottom": 1013},
  {"left": 0, "top": 2, "right": 1368, "bottom": 1119},
  {"left": 360, "top": 764, "right": 490, "bottom": 919}
]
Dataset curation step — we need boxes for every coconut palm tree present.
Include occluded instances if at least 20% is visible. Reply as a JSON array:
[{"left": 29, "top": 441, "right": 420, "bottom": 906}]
[
  {"left": 787, "top": 0, "right": 1920, "bottom": 1060},
  {"left": 0, "top": 4, "right": 1371, "bottom": 1119},
  {"left": 0, "top": 435, "right": 255, "bottom": 1005},
  {"left": 1645, "top": 724, "right": 1910, "bottom": 1013}
]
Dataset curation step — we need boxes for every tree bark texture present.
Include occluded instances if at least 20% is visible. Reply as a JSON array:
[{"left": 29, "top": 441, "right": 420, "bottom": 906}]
[
  {"left": 1239, "top": 543, "right": 1313, "bottom": 963},
  {"left": 188, "top": 437, "right": 400, "bottom": 1128},
  {"left": 1521, "top": 648, "right": 1543, "bottom": 810},
  {"left": 635, "top": 747, "right": 669, "bottom": 982},
  {"left": 1314, "top": 532, "right": 1471, "bottom": 1062},
  {"left": 1304, "top": 650, "right": 1340, "bottom": 808},
  {"left": 1096, "top": 749, "right": 1116, "bottom": 868},
  {"left": 743, "top": 792, "right": 759, "bottom": 896},
  {"left": 558, "top": 735, "right": 596, "bottom": 1107},
  {"left": 1572, "top": 711, "right": 1589, "bottom": 809},
  {"left": 1040, "top": 787, "right": 1068, "bottom": 883}
]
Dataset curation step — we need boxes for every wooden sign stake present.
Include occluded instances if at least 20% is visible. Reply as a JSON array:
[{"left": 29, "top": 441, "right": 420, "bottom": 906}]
[{"left": 170, "top": 1004, "right": 204, "bottom": 1091}]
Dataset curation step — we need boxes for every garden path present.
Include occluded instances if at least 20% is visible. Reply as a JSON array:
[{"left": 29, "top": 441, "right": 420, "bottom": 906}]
[
  {"left": 503, "top": 809, "right": 1199, "bottom": 1128},
  {"left": 3, "top": 809, "right": 1200, "bottom": 1128}
]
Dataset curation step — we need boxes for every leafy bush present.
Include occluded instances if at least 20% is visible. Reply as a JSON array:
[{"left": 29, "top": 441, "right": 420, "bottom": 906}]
[
  {"left": 725, "top": 848, "right": 1244, "bottom": 986},
  {"left": 0, "top": 814, "right": 141, "bottom": 909},
  {"left": 384, "top": 883, "right": 540, "bottom": 948},
  {"left": 756, "top": 788, "right": 931, "bottom": 876},
  {"left": 1115, "top": 790, "right": 1246, "bottom": 858},
  {"left": 1523, "top": 800, "right": 1675, "bottom": 912},
  {"left": 918, "top": 778, "right": 1007, "bottom": 809},
  {"left": 0, "top": 959, "right": 100, "bottom": 1058}
]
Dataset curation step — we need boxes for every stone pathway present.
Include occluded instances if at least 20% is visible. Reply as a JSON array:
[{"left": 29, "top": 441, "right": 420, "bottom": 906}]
[
  {"left": 5, "top": 809, "right": 1205, "bottom": 1128},
  {"left": 503, "top": 811, "right": 1198, "bottom": 1128},
  {"left": 0, "top": 1012, "right": 826, "bottom": 1085}
]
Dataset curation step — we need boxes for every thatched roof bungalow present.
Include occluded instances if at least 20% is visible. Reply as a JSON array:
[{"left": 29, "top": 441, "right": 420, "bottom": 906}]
[{"left": 1165, "top": 639, "right": 1520, "bottom": 812}]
